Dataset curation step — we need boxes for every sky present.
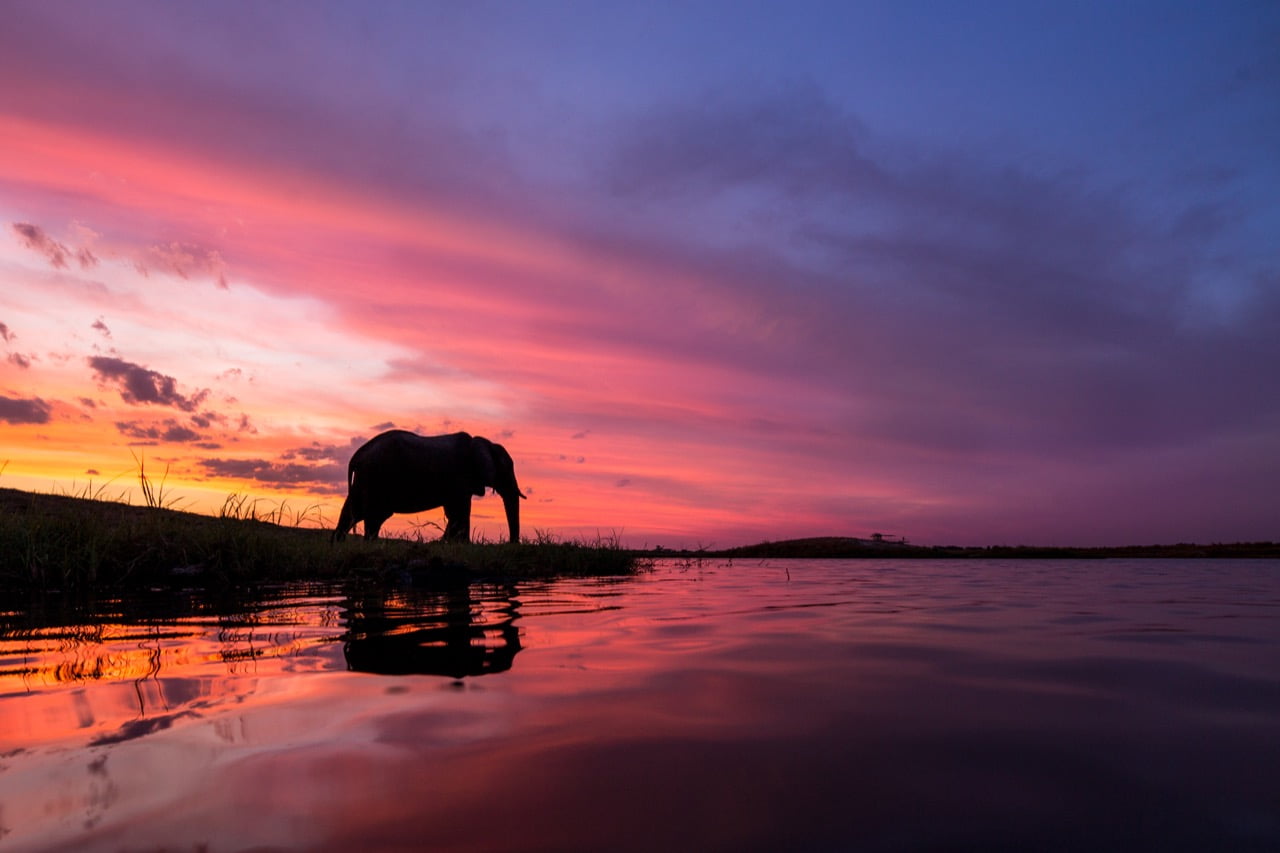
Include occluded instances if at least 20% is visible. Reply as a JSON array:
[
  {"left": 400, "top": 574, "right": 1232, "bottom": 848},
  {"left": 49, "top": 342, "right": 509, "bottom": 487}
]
[{"left": 1, "top": 1, "right": 1277, "bottom": 547}]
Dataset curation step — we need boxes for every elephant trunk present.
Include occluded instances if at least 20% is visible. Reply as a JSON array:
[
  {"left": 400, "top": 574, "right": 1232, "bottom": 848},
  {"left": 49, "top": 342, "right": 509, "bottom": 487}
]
[{"left": 502, "top": 488, "right": 522, "bottom": 544}]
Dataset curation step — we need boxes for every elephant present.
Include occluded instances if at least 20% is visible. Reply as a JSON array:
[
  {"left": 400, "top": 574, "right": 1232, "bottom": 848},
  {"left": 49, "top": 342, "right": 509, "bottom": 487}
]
[{"left": 332, "top": 430, "right": 525, "bottom": 543}]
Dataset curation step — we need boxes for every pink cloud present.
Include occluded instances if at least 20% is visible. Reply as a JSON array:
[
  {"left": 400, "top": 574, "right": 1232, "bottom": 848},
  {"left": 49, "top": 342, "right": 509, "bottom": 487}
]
[
  {"left": 135, "top": 241, "right": 229, "bottom": 289},
  {"left": 11, "top": 222, "right": 98, "bottom": 270}
]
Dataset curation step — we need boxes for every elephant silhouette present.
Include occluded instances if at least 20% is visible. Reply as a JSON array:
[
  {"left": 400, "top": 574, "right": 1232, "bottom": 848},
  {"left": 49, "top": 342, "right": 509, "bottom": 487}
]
[{"left": 334, "top": 430, "right": 526, "bottom": 543}]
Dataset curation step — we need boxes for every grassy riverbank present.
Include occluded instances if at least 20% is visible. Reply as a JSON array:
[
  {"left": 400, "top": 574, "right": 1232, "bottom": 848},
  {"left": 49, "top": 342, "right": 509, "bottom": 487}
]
[{"left": 0, "top": 487, "right": 641, "bottom": 592}]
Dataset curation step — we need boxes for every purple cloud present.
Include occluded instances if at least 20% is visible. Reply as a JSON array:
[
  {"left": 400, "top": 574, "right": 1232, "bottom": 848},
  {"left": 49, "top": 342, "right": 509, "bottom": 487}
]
[
  {"left": 89, "top": 356, "right": 210, "bottom": 411},
  {"left": 282, "top": 442, "right": 349, "bottom": 462},
  {"left": 11, "top": 222, "right": 97, "bottom": 269},
  {"left": 201, "top": 457, "right": 347, "bottom": 491},
  {"left": 115, "top": 419, "right": 203, "bottom": 444},
  {"left": 0, "top": 395, "right": 51, "bottom": 424},
  {"left": 136, "top": 241, "right": 228, "bottom": 289}
]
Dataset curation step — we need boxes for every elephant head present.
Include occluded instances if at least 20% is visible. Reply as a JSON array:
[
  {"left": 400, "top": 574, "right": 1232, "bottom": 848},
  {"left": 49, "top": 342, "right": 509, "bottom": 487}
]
[{"left": 469, "top": 436, "right": 526, "bottom": 543}]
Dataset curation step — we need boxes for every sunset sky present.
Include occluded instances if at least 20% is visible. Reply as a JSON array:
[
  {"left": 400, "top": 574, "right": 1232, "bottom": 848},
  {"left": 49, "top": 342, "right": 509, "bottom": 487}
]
[{"left": 1, "top": 1, "right": 1277, "bottom": 547}]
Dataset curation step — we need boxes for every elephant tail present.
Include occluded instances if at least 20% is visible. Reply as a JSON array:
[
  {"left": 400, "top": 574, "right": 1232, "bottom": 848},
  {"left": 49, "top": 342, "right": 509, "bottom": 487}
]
[
  {"left": 347, "top": 453, "right": 360, "bottom": 490},
  {"left": 333, "top": 460, "right": 361, "bottom": 542}
]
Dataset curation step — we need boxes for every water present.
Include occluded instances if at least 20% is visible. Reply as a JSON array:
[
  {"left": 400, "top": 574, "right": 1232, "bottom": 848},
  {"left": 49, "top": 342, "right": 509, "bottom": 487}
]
[{"left": 1, "top": 559, "right": 1278, "bottom": 851}]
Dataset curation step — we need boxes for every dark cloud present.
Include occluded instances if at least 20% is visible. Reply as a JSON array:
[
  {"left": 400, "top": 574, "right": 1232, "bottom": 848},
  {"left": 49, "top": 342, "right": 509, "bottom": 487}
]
[
  {"left": 0, "top": 322, "right": 12, "bottom": 343},
  {"left": 200, "top": 457, "right": 347, "bottom": 491},
  {"left": 282, "top": 442, "right": 349, "bottom": 462},
  {"left": 189, "top": 410, "right": 227, "bottom": 429},
  {"left": 11, "top": 222, "right": 97, "bottom": 269},
  {"left": 201, "top": 439, "right": 361, "bottom": 491},
  {"left": 7, "top": 352, "right": 31, "bottom": 369},
  {"left": 0, "top": 395, "right": 51, "bottom": 424},
  {"left": 91, "top": 318, "right": 112, "bottom": 338},
  {"left": 115, "top": 419, "right": 203, "bottom": 443},
  {"left": 88, "top": 356, "right": 209, "bottom": 411},
  {"left": 371, "top": 421, "right": 396, "bottom": 431}
]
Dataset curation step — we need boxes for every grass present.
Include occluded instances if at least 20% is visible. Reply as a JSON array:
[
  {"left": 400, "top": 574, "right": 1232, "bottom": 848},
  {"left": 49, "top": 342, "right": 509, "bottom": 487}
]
[{"left": 0, "top": 485, "right": 643, "bottom": 593}]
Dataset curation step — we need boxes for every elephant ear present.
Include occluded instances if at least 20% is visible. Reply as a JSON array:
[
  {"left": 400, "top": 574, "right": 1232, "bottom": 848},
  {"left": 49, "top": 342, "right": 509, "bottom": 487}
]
[{"left": 469, "top": 436, "right": 496, "bottom": 497}]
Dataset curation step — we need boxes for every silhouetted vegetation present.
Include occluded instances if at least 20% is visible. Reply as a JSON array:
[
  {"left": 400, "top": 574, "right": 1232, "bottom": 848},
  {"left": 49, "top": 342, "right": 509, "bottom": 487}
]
[
  {"left": 702, "top": 536, "right": 1280, "bottom": 559},
  {"left": 0, "top": 487, "right": 641, "bottom": 593}
]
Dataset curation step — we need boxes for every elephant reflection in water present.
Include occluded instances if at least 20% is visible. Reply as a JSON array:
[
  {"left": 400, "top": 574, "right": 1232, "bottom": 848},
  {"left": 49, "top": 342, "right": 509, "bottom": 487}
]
[{"left": 342, "top": 582, "right": 521, "bottom": 679}]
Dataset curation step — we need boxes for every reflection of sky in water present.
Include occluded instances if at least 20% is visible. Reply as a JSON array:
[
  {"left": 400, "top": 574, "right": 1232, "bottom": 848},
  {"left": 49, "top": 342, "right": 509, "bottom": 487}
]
[{"left": 1, "top": 560, "right": 1278, "bottom": 851}]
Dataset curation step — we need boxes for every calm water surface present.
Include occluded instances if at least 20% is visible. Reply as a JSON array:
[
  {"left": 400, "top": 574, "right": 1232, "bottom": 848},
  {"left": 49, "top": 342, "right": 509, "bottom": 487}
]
[{"left": 1, "top": 559, "right": 1278, "bottom": 851}]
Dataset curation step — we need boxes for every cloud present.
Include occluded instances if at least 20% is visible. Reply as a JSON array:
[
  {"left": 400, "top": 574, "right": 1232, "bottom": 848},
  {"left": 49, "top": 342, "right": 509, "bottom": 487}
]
[
  {"left": 189, "top": 410, "right": 227, "bottom": 429},
  {"left": 0, "top": 395, "right": 51, "bottom": 424},
  {"left": 114, "top": 419, "right": 202, "bottom": 443},
  {"left": 91, "top": 317, "right": 112, "bottom": 338},
  {"left": 88, "top": 356, "right": 210, "bottom": 411},
  {"left": 11, "top": 220, "right": 226, "bottom": 293},
  {"left": 281, "top": 442, "right": 350, "bottom": 463},
  {"left": 602, "top": 82, "right": 880, "bottom": 202},
  {"left": 200, "top": 457, "right": 347, "bottom": 491},
  {"left": 3, "top": 321, "right": 34, "bottom": 368},
  {"left": 10, "top": 222, "right": 97, "bottom": 269},
  {"left": 135, "top": 241, "right": 229, "bottom": 289},
  {"left": 588, "top": 83, "right": 1280, "bottom": 464},
  {"left": 201, "top": 440, "right": 358, "bottom": 491}
]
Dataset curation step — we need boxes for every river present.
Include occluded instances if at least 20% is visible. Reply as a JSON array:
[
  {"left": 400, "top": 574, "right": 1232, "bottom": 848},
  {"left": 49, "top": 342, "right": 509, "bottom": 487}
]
[{"left": 2, "top": 558, "right": 1278, "bottom": 851}]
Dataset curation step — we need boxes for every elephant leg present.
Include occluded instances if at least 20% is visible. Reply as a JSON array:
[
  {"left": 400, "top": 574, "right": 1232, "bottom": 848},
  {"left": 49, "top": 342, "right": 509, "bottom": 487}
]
[
  {"left": 364, "top": 511, "right": 392, "bottom": 540},
  {"left": 443, "top": 498, "right": 471, "bottom": 542}
]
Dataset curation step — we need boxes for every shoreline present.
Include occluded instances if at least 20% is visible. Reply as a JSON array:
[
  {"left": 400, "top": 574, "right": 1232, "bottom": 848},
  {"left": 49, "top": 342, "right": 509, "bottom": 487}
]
[{"left": 3, "top": 487, "right": 1275, "bottom": 594}]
